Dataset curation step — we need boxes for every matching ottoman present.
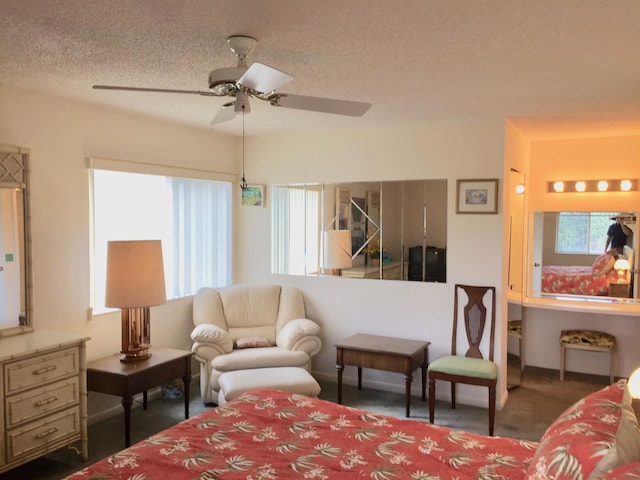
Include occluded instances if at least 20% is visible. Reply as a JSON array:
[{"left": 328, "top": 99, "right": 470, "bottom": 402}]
[{"left": 217, "top": 367, "right": 321, "bottom": 405}]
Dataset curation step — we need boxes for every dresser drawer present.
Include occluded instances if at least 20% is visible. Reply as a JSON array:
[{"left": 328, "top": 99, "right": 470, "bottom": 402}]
[
  {"left": 6, "top": 407, "right": 80, "bottom": 463},
  {"left": 5, "top": 377, "right": 80, "bottom": 429},
  {"left": 4, "top": 347, "right": 79, "bottom": 395}
]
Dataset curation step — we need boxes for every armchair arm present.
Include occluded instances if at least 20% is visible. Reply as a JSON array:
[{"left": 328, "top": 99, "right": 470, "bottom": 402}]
[
  {"left": 191, "top": 324, "right": 233, "bottom": 363},
  {"left": 276, "top": 318, "right": 322, "bottom": 356}
]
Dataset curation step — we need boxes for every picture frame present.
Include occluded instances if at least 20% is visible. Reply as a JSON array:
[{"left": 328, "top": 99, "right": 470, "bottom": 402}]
[
  {"left": 241, "top": 185, "right": 265, "bottom": 207},
  {"left": 456, "top": 179, "right": 498, "bottom": 214}
]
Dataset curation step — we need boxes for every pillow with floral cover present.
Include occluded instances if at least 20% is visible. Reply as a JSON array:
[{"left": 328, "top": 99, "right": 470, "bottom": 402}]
[
  {"left": 593, "top": 253, "right": 616, "bottom": 276},
  {"left": 526, "top": 380, "right": 640, "bottom": 480},
  {"left": 600, "top": 462, "right": 640, "bottom": 479}
]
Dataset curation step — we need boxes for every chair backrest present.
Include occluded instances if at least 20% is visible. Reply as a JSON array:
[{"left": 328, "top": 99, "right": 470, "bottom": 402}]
[{"left": 451, "top": 284, "right": 496, "bottom": 361}]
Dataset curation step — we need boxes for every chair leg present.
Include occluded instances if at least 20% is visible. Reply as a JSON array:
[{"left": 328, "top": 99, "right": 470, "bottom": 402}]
[
  {"left": 560, "top": 344, "right": 565, "bottom": 381},
  {"left": 450, "top": 381, "right": 456, "bottom": 409},
  {"left": 428, "top": 377, "right": 436, "bottom": 424},
  {"left": 488, "top": 384, "right": 496, "bottom": 436}
]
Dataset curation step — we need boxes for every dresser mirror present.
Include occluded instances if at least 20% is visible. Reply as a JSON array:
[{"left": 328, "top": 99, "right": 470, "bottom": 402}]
[
  {"left": 0, "top": 146, "right": 32, "bottom": 337},
  {"left": 271, "top": 179, "right": 447, "bottom": 281},
  {"left": 527, "top": 210, "right": 639, "bottom": 305}
]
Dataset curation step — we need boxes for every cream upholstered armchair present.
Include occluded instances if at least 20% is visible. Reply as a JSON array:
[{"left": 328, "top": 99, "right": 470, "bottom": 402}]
[{"left": 191, "top": 284, "right": 322, "bottom": 404}]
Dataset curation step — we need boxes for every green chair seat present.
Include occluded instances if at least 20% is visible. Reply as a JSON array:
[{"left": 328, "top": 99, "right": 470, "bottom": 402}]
[{"left": 428, "top": 355, "right": 498, "bottom": 380}]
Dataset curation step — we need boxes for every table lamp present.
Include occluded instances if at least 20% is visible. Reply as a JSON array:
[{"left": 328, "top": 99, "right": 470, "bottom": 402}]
[
  {"left": 105, "top": 240, "right": 166, "bottom": 362},
  {"left": 323, "top": 230, "right": 352, "bottom": 276},
  {"left": 614, "top": 258, "right": 630, "bottom": 282}
]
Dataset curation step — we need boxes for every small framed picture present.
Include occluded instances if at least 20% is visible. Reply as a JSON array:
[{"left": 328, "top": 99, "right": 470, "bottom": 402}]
[
  {"left": 456, "top": 179, "right": 498, "bottom": 214},
  {"left": 241, "top": 185, "right": 265, "bottom": 207}
]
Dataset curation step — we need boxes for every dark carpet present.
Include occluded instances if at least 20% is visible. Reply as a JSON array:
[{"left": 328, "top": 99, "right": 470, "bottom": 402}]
[{"left": 0, "top": 366, "right": 610, "bottom": 480}]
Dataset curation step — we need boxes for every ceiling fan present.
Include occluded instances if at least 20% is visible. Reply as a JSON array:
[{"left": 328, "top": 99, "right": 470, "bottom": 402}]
[{"left": 93, "top": 35, "right": 372, "bottom": 125}]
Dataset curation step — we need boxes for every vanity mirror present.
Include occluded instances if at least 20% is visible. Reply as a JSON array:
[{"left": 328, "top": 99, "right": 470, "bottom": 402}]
[
  {"left": 271, "top": 179, "right": 447, "bottom": 281},
  {"left": 0, "top": 146, "right": 32, "bottom": 337},
  {"left": 528, "top": 210, "right": 638, "bottom": 303}
]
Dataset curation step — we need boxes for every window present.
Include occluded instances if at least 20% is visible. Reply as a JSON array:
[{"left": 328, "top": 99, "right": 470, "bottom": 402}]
[
  {"left": 556, "top": 212, "right": 614, "bottom": 254},
  {"left": 91, "top": 169, "right": 231, "bottom": 314}
]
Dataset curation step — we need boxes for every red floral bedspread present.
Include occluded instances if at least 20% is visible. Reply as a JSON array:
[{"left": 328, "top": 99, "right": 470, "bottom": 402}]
[
  {"left": 65, "top": 389, "right": 538, "bottom": 480},
  {"left": 541, "top": 265, "right": 617, "bottom": 296}
]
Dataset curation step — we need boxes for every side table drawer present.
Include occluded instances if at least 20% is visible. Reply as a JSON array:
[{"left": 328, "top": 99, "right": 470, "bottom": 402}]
[
  {"left": 5, "top": 377, "right": 80, "bottom": 429},
  {"left": 4, "top": 347, "right": 79, "bottom": 395},
  {"left": 6, "top": 407, "right": 80, "bottom": 462}
]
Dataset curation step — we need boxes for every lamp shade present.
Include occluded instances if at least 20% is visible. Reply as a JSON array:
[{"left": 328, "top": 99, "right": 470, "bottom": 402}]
[
  {"left": 614, "top": 258, "right": 630, "bottom": 272},
  {"left": 105, "top": 240, "right": 166, "bottom": 308},
  {"left": 629, "top": 367, "right": 640, "bottom": 399},
  {"left": 323, "top": 230, "right": 352, "bottom": 270}
]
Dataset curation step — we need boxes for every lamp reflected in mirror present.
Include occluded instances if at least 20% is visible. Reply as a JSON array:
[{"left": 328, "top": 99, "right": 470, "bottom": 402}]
[{"left": 323, "top": 230, "right": 352, "bottom": 276}]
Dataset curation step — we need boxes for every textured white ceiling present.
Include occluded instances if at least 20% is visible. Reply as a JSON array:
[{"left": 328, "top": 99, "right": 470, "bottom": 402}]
[{"left": 2, "top": 0, "right": 640, "bottom": 138}]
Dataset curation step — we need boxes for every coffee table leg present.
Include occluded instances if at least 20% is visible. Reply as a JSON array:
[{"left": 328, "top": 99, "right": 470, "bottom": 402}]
[
  {"left": 404, "top": 374, "right": 413, "bottom": 417},
  {"left": 122, "top": 396, "right": 132, "bottom": 447}
]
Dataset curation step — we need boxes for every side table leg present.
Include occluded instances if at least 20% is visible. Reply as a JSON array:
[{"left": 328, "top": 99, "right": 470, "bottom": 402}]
[
  {"left": 183, "top": 374, "right": 192, "bottom": 419},
  {"left": 404, "top": 373, "right": 413, "bottom": 417},
  {"left": 357, "top": 367, "right": 363, "bottom": 390},
  {"left": 421, "top": 347, "right": 428, "bottom": 401},
  {"left": 122, "top": 396, "right": 133, "bottom": 448},
  {"left": 143, "top": 390, "right": 148, "bottom": 410},
  {"left": 337, "top": 364, "right": 344, "bottom": 404}
]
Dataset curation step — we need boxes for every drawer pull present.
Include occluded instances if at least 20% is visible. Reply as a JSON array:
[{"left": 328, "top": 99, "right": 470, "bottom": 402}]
[
  {"left": 35, "top": 396, "right": 58, "bottom": 407},
  {"left": 33, "top": 365, "right": 57, "bottom": 375},
  {"left": 36, "top": 427, "right": 58, "bottom": 439}
]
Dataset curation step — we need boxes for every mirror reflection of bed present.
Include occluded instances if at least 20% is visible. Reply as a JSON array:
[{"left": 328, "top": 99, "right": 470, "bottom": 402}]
[{"left": 532, "top": 212, "right": 637, "bottom": 300}]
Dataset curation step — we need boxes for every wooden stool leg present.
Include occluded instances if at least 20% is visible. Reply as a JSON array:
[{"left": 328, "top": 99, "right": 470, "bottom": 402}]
[{"left": 560, "top": 344, "right": 565, "bottom": 381}]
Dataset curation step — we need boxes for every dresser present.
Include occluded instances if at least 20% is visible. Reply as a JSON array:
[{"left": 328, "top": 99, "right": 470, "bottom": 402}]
[
  {"left": 0, "top": 330, "right": 90, "bottom": 474},
  {"left": 341, "top": 261, "right": 408, "bottom": 280}
]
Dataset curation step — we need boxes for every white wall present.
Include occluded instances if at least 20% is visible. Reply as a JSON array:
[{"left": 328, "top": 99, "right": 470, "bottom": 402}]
[
  {"left": 237, "top": 120, "right": 508, "bottom": 406},
  {"left": 0, "top": 85, "right": 508, "bottom": 414}
]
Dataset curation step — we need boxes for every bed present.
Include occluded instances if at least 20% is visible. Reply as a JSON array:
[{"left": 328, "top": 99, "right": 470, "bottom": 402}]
[
  {"left": 542, "top": 246, "right": 634, "bottom": 296},
  {"left": 64, "top": 380, "right": 640, "bottom": 479}
]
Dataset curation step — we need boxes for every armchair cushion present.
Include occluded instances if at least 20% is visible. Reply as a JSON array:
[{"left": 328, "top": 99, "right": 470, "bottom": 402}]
[{"left": 212, "top": 347, "right": 310, "bottom": 371}]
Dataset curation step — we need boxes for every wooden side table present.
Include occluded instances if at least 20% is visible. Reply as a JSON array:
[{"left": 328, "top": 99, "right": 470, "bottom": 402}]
[
  {"left": 335, "top": 333, "right": 430, "bottom": 417},
  {"left": 87, "top": 348, "right": 192, "bottom": 447},
  {"left": 608, "top": 281, "right": 630, "bottom": 298}
]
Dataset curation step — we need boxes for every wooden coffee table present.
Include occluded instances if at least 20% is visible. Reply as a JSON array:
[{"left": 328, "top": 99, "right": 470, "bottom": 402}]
[
  {"left": 335, "top": 333, "right": 430, "bottom": 417},
  {"left": 87, "top": 348, "right": 192, "bottom": 447}
]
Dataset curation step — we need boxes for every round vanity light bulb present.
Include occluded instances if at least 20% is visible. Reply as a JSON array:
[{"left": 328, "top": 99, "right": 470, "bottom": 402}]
[
  {"left": 553, "top": 181, "right": 564, "bottom": 192},
  {"left": 629, "top": 367, "right": 640, "bottom": 399},
  {"left": 621, "top": 180, "right": 632, "bottom": 192},
  {"left": 597, "top": 181, "right": 608, "bottom": 192},
  {"left": 575, "top": 181, "right": 586, "bottom": 192},
  {"left": 515, "top": 184, "right": 525, "bottom": 194}
]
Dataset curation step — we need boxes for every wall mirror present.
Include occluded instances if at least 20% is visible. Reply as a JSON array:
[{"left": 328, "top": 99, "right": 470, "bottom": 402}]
[
  {"left": 0, "top": 146, "right": 32, "bottom": 337},
  {"left": 271, "top": 179, "right": 447, "bottom": 281},
  {"left": 528, "top": 210, "right": 638, "bottom": 304}
]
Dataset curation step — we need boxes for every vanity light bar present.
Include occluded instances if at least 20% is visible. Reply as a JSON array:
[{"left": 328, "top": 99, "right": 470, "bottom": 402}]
[{"left": 548, "top": 179, "right": 637, "bottom": 193}]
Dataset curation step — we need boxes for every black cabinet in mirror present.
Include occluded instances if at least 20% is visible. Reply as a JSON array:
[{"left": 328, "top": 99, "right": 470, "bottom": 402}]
[{"left": 271, "top": 180, "right": 447, "bottom": 281}]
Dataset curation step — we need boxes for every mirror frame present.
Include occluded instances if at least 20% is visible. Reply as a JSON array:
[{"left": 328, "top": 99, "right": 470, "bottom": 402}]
[{"left": 0, "top": 145, "right": 33, "bottom": 337}]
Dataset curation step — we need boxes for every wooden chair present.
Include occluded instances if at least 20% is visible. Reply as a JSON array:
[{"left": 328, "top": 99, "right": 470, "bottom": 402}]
[{"left": 428, "top": 284, "right": 498, "bottom": 435}]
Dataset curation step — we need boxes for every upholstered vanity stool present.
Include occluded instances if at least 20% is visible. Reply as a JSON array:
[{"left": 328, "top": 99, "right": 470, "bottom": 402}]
[
  {"left": 559, "top": 330, "right": 617, "bottom": 384},
  {"left": 507, "top": 320, "right": 524, "bottom": 372}
]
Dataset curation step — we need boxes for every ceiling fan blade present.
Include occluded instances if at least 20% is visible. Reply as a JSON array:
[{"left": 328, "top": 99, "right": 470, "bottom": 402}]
[
  {"left": 93, "top": 85, "right": 218, "bottom": 96},
  {"left": 271, "top": 94, "right": 372, "bottom": 117},
  {"left": 211, "top": 103, "right": 237, "bottom": 125},
  {"left": 238, "top": 62, "right": 293, "bottom": 93}
]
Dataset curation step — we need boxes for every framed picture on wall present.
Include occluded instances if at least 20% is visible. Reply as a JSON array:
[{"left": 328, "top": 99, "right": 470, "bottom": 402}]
[
  {"left": 456, "top": 179, "right": 498, "bottom": 214},
  {"left": 241, "top": 185, "right": 265, "bottom": 207}
]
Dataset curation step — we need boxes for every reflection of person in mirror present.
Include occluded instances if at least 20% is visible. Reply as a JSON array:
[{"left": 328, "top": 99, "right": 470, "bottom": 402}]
[{"left": 605, "top": 215, "right": 632, "bottom": 254}]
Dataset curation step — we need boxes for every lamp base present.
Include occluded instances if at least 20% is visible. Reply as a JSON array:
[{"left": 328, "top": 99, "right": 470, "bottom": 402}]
[{"left": 120, "top": 307, "right": 152, "bottom": 363}]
